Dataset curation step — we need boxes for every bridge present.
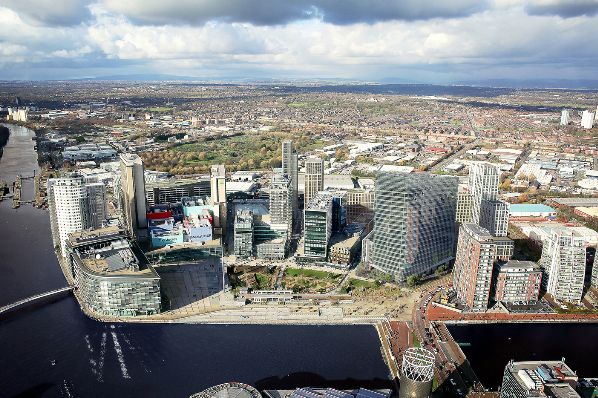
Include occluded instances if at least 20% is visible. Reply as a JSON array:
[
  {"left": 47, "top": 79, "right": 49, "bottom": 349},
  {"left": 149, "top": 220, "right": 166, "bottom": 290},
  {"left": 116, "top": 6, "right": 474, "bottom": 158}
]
[{"left": 0, "top": 286, "right": 73, "bottom": 316}]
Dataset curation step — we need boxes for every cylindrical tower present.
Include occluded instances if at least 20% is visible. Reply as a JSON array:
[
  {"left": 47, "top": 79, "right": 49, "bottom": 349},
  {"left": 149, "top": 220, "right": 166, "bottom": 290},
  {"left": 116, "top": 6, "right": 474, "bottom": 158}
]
[{"left": 399, "top": 347, "right": 435, "bottom": 398}]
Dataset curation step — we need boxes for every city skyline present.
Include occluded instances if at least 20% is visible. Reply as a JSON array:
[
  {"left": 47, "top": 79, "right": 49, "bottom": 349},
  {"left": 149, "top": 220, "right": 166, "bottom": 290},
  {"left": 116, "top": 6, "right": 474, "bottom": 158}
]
[{"left": 1, "top": 1, "right": 598, "bottom": 85}]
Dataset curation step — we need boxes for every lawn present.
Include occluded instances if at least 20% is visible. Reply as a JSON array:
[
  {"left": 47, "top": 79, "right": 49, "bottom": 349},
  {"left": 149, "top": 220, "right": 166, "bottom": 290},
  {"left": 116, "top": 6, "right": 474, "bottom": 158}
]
[{"left": 283, "top": 267, "right": 343, "bottom": 294}]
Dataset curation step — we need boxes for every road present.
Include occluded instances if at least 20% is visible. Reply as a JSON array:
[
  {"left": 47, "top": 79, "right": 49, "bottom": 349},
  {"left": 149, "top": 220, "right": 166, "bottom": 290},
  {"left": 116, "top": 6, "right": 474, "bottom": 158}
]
[{"left": 430, "top": 138, "right": 480, "bottom": 172}]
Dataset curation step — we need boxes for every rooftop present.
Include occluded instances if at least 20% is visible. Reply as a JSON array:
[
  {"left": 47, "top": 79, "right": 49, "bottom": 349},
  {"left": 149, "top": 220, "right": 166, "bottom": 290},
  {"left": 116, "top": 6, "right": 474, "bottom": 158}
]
[
  {"left": 306, "top": 191, "right": 335, "bottom": 211},
  {"left": 510, "top": 204, "right": 556, "bottom": 213}
]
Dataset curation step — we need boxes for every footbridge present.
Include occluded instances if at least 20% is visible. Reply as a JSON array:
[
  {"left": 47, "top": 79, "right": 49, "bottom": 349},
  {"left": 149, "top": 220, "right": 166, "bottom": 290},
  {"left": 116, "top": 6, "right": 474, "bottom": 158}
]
[{"left": 0, "top": 286, "right": 73, "bottom": 316}]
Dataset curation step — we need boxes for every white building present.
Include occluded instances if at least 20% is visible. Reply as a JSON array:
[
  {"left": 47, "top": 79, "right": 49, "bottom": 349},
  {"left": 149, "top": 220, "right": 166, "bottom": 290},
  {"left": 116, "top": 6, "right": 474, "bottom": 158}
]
[
  {"left": 560, "top": 109, "right": 570, "bottom": 126},
  {"left": 540, "top": 231, "right": 587, "bottom": 303},
  {"left": 48, "top": 175, "right": 89, "bottom": 257},
  {"left": 581, "top": 111, "right": 595, "bottom": 129}
]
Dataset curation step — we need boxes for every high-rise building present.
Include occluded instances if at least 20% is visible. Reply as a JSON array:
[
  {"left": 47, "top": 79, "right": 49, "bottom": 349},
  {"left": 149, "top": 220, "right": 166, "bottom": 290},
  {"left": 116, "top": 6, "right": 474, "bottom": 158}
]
[
  {"left": 560, "top": 109, "right": 571, "bottom": 126},
  {"left": 282, "top": 140, "right": 299, "bottom": 220},
  {"left": 581, "top": 111, "right": 595, "bottom": 129},
  {"left": 119, "top": 153, "right": 147, "bottom": 240},
  {"left": 480, "top": 199, "right": 509, "bottom": 237},
  {"left": 452, "top": 224, "right": 514, "bottom": 311},
  {"left": 493, "top": 260, "right": 542, "bottom": 305},
  {"left": 304, "top": 157, "right": 324, "bottom": 209},
  {"left": 499, "top": 360, "right": 579, "bottom": 398},
  {"left": 399, "top": 347, "right": 435, "bottom": 398},
  {"left": 85, "top": 182, "right": 107, "bottom": 230},
  {"left": 456, "top": 187, "right": 474, "bottom": 224},
  {"left": 48, "top": 175, "right": 89, "bottom": 258},
  {"left": 234, "top": 209, "right": 254, "bottom": 258},
  {"left": 372, "top": 172, "right": 458, "bottom": 282},
  {"left": 210, "top": 164, "right": 227, "bottom": 237},
  {"left": 303, "top": 191, "right": 333, "bottom": 260},
  {"left": 345, "top": 188, "right": 375, "bottom": 224},
  {"left": 269, "top": 172, "right": 292, "bottom": 236},
  {"left": 469, "top": 161, "right": 499, "bottom": 224},
  {"left": 540, "top": 230, "right": 587, "bottom": 303}
]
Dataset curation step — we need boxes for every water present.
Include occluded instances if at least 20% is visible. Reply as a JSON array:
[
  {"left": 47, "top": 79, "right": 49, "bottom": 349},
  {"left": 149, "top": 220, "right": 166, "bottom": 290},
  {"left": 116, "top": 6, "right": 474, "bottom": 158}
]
[
  {"left": 0, "top": 124, "right": 391, "bottom": 397},
  {"left": 448, "top": 323, "right": 598, "bottom": 390}
]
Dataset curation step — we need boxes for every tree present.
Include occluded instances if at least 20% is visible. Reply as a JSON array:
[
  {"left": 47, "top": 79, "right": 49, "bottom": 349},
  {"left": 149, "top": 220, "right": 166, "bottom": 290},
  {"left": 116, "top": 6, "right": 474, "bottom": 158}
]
[{"left": 406, "top": 275, "right": 422, "bottom": 287}]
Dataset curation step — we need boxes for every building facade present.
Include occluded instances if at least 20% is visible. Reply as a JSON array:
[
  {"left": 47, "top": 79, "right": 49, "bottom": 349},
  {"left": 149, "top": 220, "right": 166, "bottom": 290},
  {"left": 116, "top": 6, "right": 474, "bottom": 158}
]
[
  {"left": 480, "top": 199, "right": 510, "bottom": 237},
  {"left": 304, "top": 157, "right": 324, "bottom": 209},
  {"left": 540, "top": 231, "right": 587, "bottom": 303},
  {"left": 493, "top": 260, "right": 542, "bottom": 304},
  {"left": 372, "top": 172, "right": 458, "bottom": 282},
  {"left": 210, "top": 164, "right": 227, "bottom": 237},
  {"left": 452, "top": 224, "right": 507, "bottom": 311},
  {"left": 119, "top": 153, "right": 147, "bottom": 240},
  {"left": 303, "top": 192, "right": 333, "bottom": 260},
  {"left": 85, "top": 182, "right": 107, "bottom": 230},
  {"left": 282, "top": 140, "right": 299, "bottom": 220},
  {"left": 146, "top": 178, "right": 211, "bottom": 206},
  {"left": 469, "top": 161, "right": 499, "bottom": 225},
  {"left": 66, "top": 227, "right": 161, "bottom": 317},
  {"left": 234, "top": 209, "right": 254, "bottom": 258},
  {"left": 269, "top": 172, "right": 292, "bottom": 236},
  {"left": 48, "top": 175, "right": 89, "bottom": 257}
]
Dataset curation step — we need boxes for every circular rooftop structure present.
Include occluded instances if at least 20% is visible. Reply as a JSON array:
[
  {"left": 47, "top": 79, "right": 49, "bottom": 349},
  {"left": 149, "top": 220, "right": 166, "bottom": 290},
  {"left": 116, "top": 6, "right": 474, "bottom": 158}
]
[
  {"left": 401, "top": 347, "right": 436, "bottom": 382},
  {"left": 190, "top": 383, "right": 262, "bottom": 398}
]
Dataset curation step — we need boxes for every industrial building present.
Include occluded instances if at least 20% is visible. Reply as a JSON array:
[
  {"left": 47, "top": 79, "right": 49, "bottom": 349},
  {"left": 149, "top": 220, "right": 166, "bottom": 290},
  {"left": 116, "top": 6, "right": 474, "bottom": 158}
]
[
  {"left": 500, "top": 360, "right": 579, "bottom": 398},
  {"left": 509, "top": 204, "right": 557, "bottom": 219},
  {"left": 66, "top": 227, "right": 161, "bottom": 317},
  {"left": 372, "top": 172, "right": 458, "bottom": 282}
]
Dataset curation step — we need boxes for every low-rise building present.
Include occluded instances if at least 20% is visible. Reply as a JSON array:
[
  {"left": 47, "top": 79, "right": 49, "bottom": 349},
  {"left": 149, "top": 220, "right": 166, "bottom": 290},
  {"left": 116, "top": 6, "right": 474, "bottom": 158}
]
[
  {"left": 256, "top": 238, "right": 287, "bottom": 260},
  {"left": 500, "top": 360, "right": 579, "bottom": 398},
  {"left": 63, "top": 144, "right": 118, "bottom": 162},
  {"left": 66, "top": 227, "right": 161, "bottom": 317}
]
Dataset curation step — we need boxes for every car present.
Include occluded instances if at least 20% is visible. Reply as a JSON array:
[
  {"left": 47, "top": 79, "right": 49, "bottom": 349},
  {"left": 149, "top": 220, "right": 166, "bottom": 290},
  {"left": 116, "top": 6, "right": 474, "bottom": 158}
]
[
  {"left": 456, "top": 389, "right": 463, "bottom": 396},
  {"left": 450, "top": 379, "right": 457, "bottom": 386}
]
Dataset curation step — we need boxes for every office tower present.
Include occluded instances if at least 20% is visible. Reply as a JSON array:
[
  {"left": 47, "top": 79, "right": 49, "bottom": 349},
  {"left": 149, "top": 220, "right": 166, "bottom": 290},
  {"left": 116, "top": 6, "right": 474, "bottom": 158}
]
[
  {"left": 269, "top": 172, "right": 292, "bottom": 236},
  {"left": 282, "top": 140, "right": 298, "bottom": 219},
  {"left": 480, "top": 199, "right": 509, "bottom": 237},
  {"left": 85, "top": 182, "right": 107, "bottom": 230},
  {"left": 500, "top": 360, "right": 579, "bottom": 398},
  {"left": 304, "top": 157, "right": 324, "bottom": 209},
  {"left": 345, "top": 188, "right": 375, "bottom": 224},
  {"left": 399, "top": 347, "right": 435, "bottom": 398},
  {"left": 591, "top": 252, "right": 598, "bottom": 289},
  {"left": 119, "top": 153, "right": 147, "bottom": 240},
  {"left": 234, "top": 210, "right": 254, "bottom": 258},
  {"left": 469, "top": 162, "right": 499, "bottom": 224},
  {"left": 452, "top": 224, "right": 515, "bottom": 311},
  {"left": 303, "top": 191, "right": 333, "bottom": 260},
  {"left": 493, "top": 260, "right": 542, "bottom": 305},
  {"left": 372, "top": 172, "right": 458, "bottom": 282},
  {"left": 560, "top": 109, "right": 570, "bottom": 125},
  {"left": 48, "top": 175, "right": 89, "bottom": 258},
  {"left": 210, "top": 164, "right": 227, "bottom": 237},
  {"left": 581, "top": 111, "right": 595, "bottom": 129},
  {"left": 540, "top": 231, "right": 586, "bottom": 303}
]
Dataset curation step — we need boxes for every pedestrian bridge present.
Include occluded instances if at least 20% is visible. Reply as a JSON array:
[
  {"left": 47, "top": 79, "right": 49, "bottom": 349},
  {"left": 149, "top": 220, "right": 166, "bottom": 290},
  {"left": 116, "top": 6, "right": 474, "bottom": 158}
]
[{"left": 0, "top": 286, "right": 73, "bottom": 316}]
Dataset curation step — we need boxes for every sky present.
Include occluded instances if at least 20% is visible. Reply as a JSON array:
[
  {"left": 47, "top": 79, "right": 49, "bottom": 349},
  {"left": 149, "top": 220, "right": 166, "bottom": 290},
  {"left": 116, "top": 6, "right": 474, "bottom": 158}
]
[{"left": 1, "top": 0, "right": 598, "bottom": 84}]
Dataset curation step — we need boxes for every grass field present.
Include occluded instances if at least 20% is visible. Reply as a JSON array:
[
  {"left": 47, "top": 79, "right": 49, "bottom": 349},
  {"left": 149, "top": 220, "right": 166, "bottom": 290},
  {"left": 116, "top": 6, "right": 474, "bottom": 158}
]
[{"left": 283, "top": 267, "right": 343, "bottom": 294}]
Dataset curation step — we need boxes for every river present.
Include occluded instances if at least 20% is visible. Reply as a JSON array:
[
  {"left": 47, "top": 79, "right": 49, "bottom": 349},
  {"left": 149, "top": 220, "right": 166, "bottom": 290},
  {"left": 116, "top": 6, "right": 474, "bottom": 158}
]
[
  {"left": 0, "top": 124, "right": 392, "bottom": 398},
  {"left": 448, "top": 322, "right": 598, "bottom": 390}
]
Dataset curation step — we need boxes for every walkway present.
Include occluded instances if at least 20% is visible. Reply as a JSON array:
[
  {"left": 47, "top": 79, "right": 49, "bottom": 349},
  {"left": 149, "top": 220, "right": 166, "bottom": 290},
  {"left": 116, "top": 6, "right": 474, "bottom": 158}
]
[{"left": 0, "top": 286, "right": 73, "bottom": 315}]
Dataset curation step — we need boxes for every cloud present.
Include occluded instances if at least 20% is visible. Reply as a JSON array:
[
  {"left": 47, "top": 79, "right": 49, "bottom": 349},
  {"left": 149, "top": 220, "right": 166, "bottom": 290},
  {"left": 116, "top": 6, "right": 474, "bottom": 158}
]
[
  {"left": 100, "top": 0, "right": 487, "bottom": 26},
  {"left": 524, "top": 0, "right": 598, "bottom": 17},
  {"left": 0, "top": 0, "right": 92, "bottom": 26}
]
